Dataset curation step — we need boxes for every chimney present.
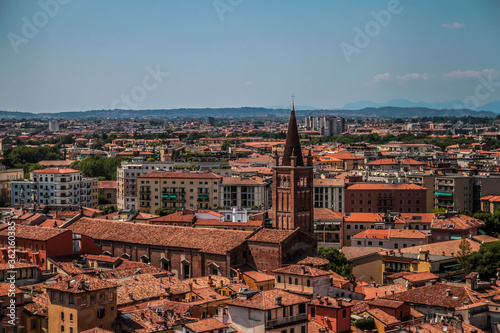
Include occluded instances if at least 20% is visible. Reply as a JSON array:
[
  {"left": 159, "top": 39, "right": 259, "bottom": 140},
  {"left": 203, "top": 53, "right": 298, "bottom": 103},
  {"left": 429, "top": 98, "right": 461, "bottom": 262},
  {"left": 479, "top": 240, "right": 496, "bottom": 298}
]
[
  {"left": 301, "top": 266, "right": 306, "bottom": 274},
  {"left": 446, "top": 289, "right": 451, "bottom": 296},
  {"left": 337, "top": 298, "right": 342, "bottom": 307},
  {"left": 391, "top": 289, "right": 395, "bottom": 295},
  {"left": 316, "top": 295, "right": 321, "bottom": 304},
  {"left": 275, "top": 296, "right": 282, "bottom": 306}
]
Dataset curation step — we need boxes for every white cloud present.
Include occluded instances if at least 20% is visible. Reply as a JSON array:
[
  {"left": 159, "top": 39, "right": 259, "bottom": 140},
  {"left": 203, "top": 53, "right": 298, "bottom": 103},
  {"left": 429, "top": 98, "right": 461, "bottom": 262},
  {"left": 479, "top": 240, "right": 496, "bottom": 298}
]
[
  {"left": 396, "top": 73, "right": 432, "bottom": 83},
  {"left": 244, "top": 81, "right": 255, "bottom": 86},
  {"left": 442, "top": 22, "right": 464, "bottom": 29},
  {"left": 372, "top": 72, "right": 432, "bottom": 84},
  {"left": 372, "top": 73, "right": 392, "bottom": 83},
  {"left": 442, "top": 69, "right": 500, "bottom": 80}
]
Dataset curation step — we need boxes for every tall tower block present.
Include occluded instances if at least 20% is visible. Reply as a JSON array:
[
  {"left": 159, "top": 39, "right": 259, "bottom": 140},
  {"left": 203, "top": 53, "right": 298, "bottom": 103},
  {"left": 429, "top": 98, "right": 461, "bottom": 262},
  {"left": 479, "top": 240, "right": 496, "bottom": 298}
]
[{"left": 271, "top": 102, "right": 314, "bottom": 234}]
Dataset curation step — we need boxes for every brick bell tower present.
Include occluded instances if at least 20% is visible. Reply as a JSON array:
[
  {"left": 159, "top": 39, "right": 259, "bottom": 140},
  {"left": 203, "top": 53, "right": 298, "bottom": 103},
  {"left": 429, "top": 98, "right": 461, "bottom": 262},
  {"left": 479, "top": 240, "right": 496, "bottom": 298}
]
[{"left": 271, "top": 100, "right": 314, "bottom": 234}]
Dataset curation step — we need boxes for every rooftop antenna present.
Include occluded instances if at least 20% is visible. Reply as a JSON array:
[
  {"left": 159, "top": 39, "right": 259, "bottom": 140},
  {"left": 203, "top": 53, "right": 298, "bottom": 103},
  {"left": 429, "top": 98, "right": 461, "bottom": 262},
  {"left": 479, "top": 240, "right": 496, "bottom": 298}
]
[{"left": 291, "top": 94, "right": 295, "bottom": 110}]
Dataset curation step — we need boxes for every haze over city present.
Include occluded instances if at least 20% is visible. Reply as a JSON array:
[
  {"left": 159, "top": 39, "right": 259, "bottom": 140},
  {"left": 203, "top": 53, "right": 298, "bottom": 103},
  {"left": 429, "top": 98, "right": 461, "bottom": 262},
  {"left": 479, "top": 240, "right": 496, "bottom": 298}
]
[{"left": 0, "top": 0, "right": 499, "bottom": 112}]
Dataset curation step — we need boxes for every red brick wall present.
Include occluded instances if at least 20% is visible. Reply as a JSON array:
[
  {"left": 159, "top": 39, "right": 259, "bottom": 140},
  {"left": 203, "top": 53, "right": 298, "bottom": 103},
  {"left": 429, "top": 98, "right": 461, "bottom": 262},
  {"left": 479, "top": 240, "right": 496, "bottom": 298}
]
[{"left": 346, "top": 188, "right": 427, "bottom": 213}]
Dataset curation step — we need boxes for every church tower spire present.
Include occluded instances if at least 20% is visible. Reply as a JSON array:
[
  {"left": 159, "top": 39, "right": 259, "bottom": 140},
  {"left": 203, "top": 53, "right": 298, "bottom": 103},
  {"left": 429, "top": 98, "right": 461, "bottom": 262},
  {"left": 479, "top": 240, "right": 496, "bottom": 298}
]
[
  {"left": 271, "top": 96, "right": 314, "bottom": 234},
  {"left": 282, "top": 97, "right": 304, "bottom": 167}
]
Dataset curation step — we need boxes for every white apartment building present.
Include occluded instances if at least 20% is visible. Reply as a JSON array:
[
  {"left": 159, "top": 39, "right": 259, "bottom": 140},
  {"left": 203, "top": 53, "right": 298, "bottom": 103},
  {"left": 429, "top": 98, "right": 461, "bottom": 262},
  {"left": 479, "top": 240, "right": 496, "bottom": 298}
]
[
  {"left": 117, "top": 161, "right": 174, "bottom": 210},
  {"left": 313, "top": 178, "right": 345, "bottom": 212},
  {"left": 11, "top": 168, "right": 97, "bottom": 207}
]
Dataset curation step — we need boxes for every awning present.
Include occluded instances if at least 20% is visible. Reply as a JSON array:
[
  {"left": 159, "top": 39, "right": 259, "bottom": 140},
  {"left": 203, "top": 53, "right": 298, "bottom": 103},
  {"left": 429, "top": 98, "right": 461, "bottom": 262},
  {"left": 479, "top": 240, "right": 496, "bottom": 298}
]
[
  {"left": 442, "top": 263, "right": 460, "bottom": 269},
  {"left": 479, "top": 229, "right": 486, "bottom": 235},
  {"left": 434, "top": 192, "right": 453, "bottom": 197},
  {"left": 450, "top": 234, "right": 462, "bottom": 240}
]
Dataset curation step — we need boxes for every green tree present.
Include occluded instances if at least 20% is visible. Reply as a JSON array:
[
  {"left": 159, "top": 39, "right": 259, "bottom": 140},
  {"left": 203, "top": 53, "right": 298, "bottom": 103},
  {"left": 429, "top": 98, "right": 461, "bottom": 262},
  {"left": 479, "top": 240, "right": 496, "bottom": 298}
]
[
  {"left": 98, "top": 195, "right": 109, "bottom": 205},
  {"left": 457, "top": 237, "right": 472, "bottom": 274},
  {"left": 467, "top": 241, "right": 500, "bottom": 279},
  {"left": 318, "top": 247, "right": 353, "bottom": 278}
]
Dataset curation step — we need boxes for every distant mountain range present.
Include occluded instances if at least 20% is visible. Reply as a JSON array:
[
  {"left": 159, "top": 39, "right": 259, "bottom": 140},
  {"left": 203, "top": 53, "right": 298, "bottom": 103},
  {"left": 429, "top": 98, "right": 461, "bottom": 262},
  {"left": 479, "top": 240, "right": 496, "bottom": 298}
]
[
  {"left": 342, "top": 99, "right": 500, "bottom": 113},
  {"left": 0, "top": 105, "right": 497, "bottom": 120}
]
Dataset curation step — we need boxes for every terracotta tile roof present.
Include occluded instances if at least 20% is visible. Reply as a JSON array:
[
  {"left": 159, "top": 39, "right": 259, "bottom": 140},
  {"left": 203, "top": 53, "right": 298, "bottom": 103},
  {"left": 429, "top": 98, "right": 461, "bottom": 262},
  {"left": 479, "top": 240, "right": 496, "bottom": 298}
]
[
  {"left": 134, "top": 212, "right": 160, "bottom": 220},
  {"left": 430, "top": 215, "right": 484, "bottom": 230},
  {"left": 368, "top": 307, "right": 399, "bottom": 325},
  {"left": 401, "top": 158, "right": 425, "bottom": 165},
  {"left": 383, "top": 283, "right": 480, "bottom": 308},
  {"left": 314, "top": 208, "right": 344, "bottom": 220},
  {"left": 399, "top": 239, "right": 481, "bottom": 257},
  {"left": 150, "top": 210, "right": 196, "bottom": 223},
  {"left": 352, "top": 229, "right": 427, "bottom": 240},
  {"left": 38, "top": 219, "right": 65, "bottom": 228},
  {"left": 472, "top": 235, "right": 499, "bottom": 243},
  {"left": 341, "top": 247, "right": 388, "bottom": 261},
  {"left": 24, "top": 293, "right": 49, "bottom": 317},
  {"left": 98, "top": 180, "right": 117, "bottom": 189},
  {"left": 101, "top": 261, "right": 172, "bottom": 280},
  {"left": 184, "top": 318, "right": 227, "bottom": 332},
  {"left": 0, "top": 283, "right": 22, "bottom": 296},
  {"left": 138, "top": 171, "right": 222, "bottom": 179},
  {"left": 350, "top": 300, "right": 370, "bottom": 314},
  {"left": 369, "top": 298, "right": 404, "bottom": 309},
  {"left": 396, "top": 213, "right": 435, "bottom": 224},
  {"left": 32, "top": 168, "right": 80, "bottom": 174},
  {"left": 296, "top": 256, "right": 330, "bottom": 266},
  {"left": 386, "top": 271, "right": 414, "bottom": 280},
  {"left": 247, "top": 228, "right": 297, "bottom": 243},
  {"left": 227, "top": 289, "right": 309, "bottom": 310},
  {"left": 115, "top": 274, "right": 171, "bottom": 305},
  {"left": 345, "top": 213, "right": 385, "bottom": 222},
  {"left": 308, "top": 321, "right": 334, "bottom": 333},
  {"left": 45, "top": 274, "right": 117, "bottom": 293},
  {"left": 0, "top": 262, "right": 38, "bottom": 270},
  {"left": 402, "top": 272, "right": 439, "bottom": 283},
  {"left": 347, "top": 183, "right": 425, "bottom": 190},
  {"left": 116, "top": 307, "right": 168, "bottom": 333},
  {"left": 272, "top": 265, "right": 331, "bottom": 277},
  {"left": 84, "top": 254, "right": 122, "bottom": 263},
  {"left": 241, "top": 269, "right": 275, "bottom": 283},
  {"left": 67, "top": 217, "right": 250, "bottom": 255},
  {"left": 0, "top": 224, "right": 69, "bottom": 241},
  {"left": 368, "top": 158, "right": 399, "bottom": 165}
]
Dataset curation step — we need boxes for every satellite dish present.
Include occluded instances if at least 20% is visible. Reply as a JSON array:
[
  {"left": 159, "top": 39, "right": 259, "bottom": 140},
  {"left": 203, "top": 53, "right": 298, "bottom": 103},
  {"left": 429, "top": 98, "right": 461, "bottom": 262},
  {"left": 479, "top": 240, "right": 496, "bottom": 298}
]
[{"left": 443, "top": 326, "right": 448, "bottom": 332}]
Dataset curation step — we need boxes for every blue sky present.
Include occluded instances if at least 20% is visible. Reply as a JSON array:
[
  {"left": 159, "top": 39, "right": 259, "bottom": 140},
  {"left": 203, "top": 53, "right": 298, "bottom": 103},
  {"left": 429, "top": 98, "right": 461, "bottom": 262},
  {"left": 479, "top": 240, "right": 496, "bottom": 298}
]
[{"left": 0, "top": 0, "right": 499, "bottom": 112}]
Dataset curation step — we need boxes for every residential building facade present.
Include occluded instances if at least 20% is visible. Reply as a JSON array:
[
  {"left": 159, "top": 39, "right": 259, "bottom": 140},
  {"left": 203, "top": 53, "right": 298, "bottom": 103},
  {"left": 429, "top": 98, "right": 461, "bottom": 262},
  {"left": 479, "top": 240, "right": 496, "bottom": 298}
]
[
  {"left": 137, "top": 171, "right": 222, "bottom": 213},
  {"left": 11, "top": 168, "right": 97, "bottom": 207}
]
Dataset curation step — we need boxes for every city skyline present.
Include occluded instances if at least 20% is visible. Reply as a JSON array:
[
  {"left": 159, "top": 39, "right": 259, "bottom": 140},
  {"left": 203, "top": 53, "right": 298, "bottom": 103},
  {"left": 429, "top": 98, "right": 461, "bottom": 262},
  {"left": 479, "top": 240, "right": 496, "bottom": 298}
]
[{"left": 0, "top": 0, "right": 499, "bottom": 112}]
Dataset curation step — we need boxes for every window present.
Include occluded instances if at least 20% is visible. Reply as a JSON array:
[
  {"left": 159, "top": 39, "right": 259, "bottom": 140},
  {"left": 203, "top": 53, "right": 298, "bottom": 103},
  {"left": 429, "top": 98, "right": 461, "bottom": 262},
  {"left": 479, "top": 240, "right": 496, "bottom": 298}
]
[
  {"left": 306, "top": 279, "right": 311, "bottom": 287},
  {"left": 81, "top": 296, "right": 87, "bottom": 307},
  {"left": 379, "top": 241, "right": 383, "bottom": 246},
  {"left": 290, "top": 329, "right": 295, "bottom": 333},
  {"left": 283, "top": 307, "right": 287, "bottom": 317},
  {"left": 30, "top": 319, "right": 36, "bottom": 330},
  {"left": 289, "top": 277, "right": 292, "bottom": 284},
  {"left": 347, "top": 225, "right": 351, "bottom": 229},
  {"left": 368, "top": 241, "right": 372, "bottom": 246},
  {"left": 51, "top": 292, "right": 57, "bottom": 303},
  {"left": 60, "top": 293, "right": 65, "bottom": 305},
  {"left": 343, "top": 309, "right": 347, "bottom": 318},
  {"left": 70, "top": 313, "right": 73, "bottom": 322},
  {"left": 310, "top": 306, "right": 315, "bottom": 317},
  {"left": 97, "top": 308, "right": 105, "bottom": 318},
  {"left": 298, "top": 303, "right": 306, "bottom": 314},
  {"left": 301, "top": 326, "right": 306, "bottom": 333},
  {"left": 294, "top": 278, "right": 298, "bottom": 285},
  {"left": 357, "top": 241, "right": 361, "bottom": 245},
  {"left": 61, "top": 326, "right": 65, "bottom": 332},
  {"left": 277, "top": 275, "right": 281, "bottom": 283},
  {"left": 91, "top": 295, "right": 96, "bottom": 305}
]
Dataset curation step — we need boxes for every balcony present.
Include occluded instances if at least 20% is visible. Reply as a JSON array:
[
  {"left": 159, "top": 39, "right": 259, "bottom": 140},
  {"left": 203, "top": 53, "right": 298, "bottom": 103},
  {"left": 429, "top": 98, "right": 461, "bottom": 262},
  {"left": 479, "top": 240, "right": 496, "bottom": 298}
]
[
  {"left": 266, "top": 313, "right": 308, "bottom": 329},
  {"left": 197, "top": 195, "right": 209, "bottom": 202}
]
